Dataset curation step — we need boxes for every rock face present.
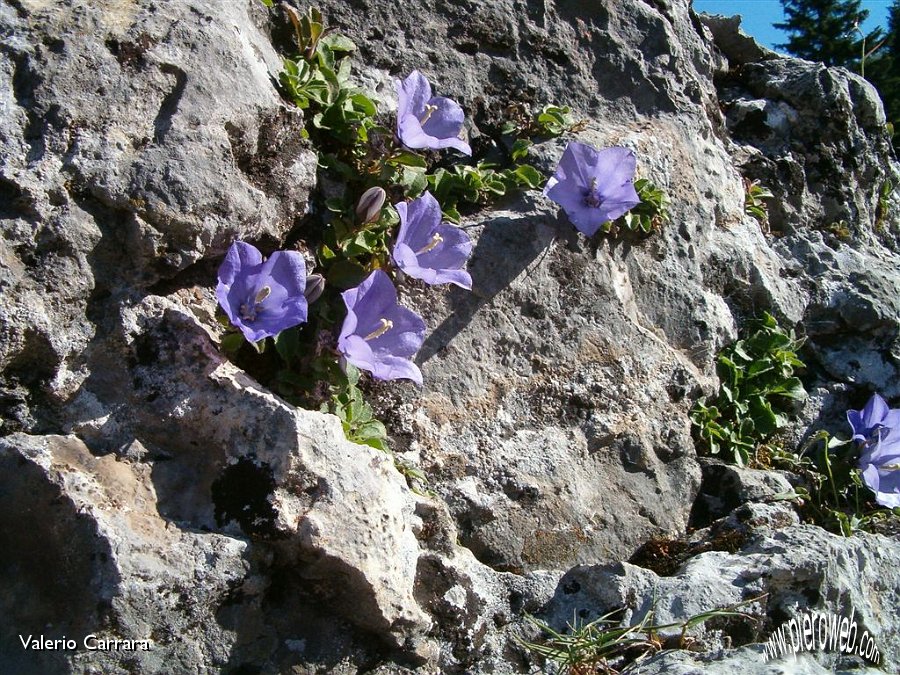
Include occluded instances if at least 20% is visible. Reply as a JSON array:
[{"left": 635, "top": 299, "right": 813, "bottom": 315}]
[{"left": 1, "top": 0, "right": 899, "bottom": 673}]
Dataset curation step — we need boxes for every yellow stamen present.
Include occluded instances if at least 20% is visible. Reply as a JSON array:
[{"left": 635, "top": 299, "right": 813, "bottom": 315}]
[
  {"left": 364, "top": 318, "right": 393, "bottom": 341},
  {"left": 255, "top": 286, "right": 272, "bottom": 304},
  {"left": 419, "top": 103, "right": 438, "bottom": 125},
  {"left": 415, "top": 232, "right": 443, "bottom": 255}
]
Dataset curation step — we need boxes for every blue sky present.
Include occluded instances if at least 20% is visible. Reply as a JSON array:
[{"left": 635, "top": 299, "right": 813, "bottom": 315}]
[{"left": 693, "top": 1, "right": 892, "bottom": 51}]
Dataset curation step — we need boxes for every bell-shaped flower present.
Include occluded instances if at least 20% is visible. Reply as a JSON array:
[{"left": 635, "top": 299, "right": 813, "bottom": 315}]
[
  {"left": 847, "top": 393, "right": 900, "bottom": 444},
  {"left": 396, "top": 70, "right": 471, "bottom": 155},
  {"left": 216, "top": 241, "right": 308, "bottom": 343},
  {"left": 544, "top": 141, "right": 641, "bottom": 236},
  {"left": 392, "top": 191, "right": 473, "bottom": 289},
  {"left": 859, "top": 424, "right": 900, "bottom": 508},
  {"left": 337, "top": 270, "right": 426, "bottom": 384}
]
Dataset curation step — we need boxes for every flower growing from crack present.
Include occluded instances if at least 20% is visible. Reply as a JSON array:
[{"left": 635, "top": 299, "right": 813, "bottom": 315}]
[
  {"left": 848, "top": 393, "right": 900, "bottom": 508},
  {"left": 543, "top": 141, "right": 641, "bottom": 236},
  {"left": 216, "top": 241, "right": 307, "bottom": 343},
  {"left": 396, "top": 70, "right": 471, "bottom": 155},
  {"left": 392, "top": 191, "right": 473, "bottom": 289},
  {"left": 847, "top": 393, "right": 900, "bottom": 444},
  {"left": 337, "top": 269, "right": 426, "bottom": 384}
]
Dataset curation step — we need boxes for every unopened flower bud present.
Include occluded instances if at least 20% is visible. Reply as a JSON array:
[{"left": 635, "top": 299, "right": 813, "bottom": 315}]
[
  {"left": 355, "top": 186, "right": 386, "bottom": 224},
  {"left": 304, "top": 273, "right": 325, "bottom": 304}
]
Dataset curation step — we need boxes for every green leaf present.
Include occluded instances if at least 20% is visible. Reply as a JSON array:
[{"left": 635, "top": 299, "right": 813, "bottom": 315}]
[
  {"left": 511, "top": 164, "right": 544, "bottom": 189},
  {"left": 342, "top": 231, "right": 372, "bottom": 257},
  {"left": 401, "top": 166, "right": 428, "bottom": 197},
  {"left": 769, "top": 377, "right": 807, "bottom": 400},
  {"left": 350, "top": 92, "right": 377, "bottom": 116},
  {"left": 511, "top": 138, "right": 532, "bottom": 162},
  {"left": 732, "top": 341, "right": 752, "bottom": 361},
  {"left": 746, "top": 360, "right": 774, "bottom": 378},
  {"left": 482, "top": 175, "right": 507, "bottom": 195},
  {"left": 345, "top": 362, "right": 360, "bottom": 386},
  {"left": 360, "top": 436, "right": 389, "bottom": 452},
  {"left": 355, "top": 419, "right": 387, "bottom": 441},
  {"left": 389, "top": 150, "right": 427, "bottom": 168},
  {"left": 220, "top": 332, "right": 244, "bottom": 354},
  {"left": 327, "top": 259, "right": 368, "bottom": 289},
  {"left": 748, "top": 396, "right": 778, "bottom": 436},
  {"left": 321, "top": 33, "right": 357, "bottom": 53},
  {"left": 274, "top": 327, "right": 301, "bottom": 364},
  {"left": 716, "top": 355, "right": 741, "bottom": 388}
]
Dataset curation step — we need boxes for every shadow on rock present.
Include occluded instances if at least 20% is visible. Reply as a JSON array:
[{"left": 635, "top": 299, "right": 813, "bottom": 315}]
[{"left": 418, "top": 211, "right": 560, "bottom": 364}]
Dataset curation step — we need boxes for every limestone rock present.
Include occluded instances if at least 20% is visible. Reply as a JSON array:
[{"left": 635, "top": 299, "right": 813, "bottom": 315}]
[
  {"left": 0, "top": 0, "right": 317, "bottom": 430},
  {"left": 0, "top": 433, "right": 249, "bottom": 674},
  {"left": 541, "top": 524, "right": 900, "bottom": 673}
]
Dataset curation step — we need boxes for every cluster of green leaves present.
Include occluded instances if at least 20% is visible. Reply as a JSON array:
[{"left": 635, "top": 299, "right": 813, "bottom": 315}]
[
  {"left": 601, "top": 178, "right": 670, "bottom": 235},
  {"left": 278, "top": 7, "right": 376, "bottom": 147},
  {"left": 743, "top": 179, "right": 774, "bottom": 228},
  {"left": 326, "top": 363, "right": 390, "bottom": 451},
  {"left": 823, "top": 219, "right": 852, "bottom": 240},
  {"left": 517, "top": 599, "right": 760, "bottom": 674},
  {"left": 428, "top": 161, "right": 543, "bottom": 222},
  {"left": 501, "top": 104, "right": 584, "bottom": 138},
  {"left": 760, "top": 433, "right": 900, "bottom": 536},
  {"left": 690, "top": 313, "right": 807, "bottom": 466},
  {"left": 875, "top": 178, "right": 894, "bottom": 230},
  {"left": 277, "top": 7, "right": 549, "bottom": 245},
  {"left": 317, "top": 196, "right": 395, "bottom": 289}
]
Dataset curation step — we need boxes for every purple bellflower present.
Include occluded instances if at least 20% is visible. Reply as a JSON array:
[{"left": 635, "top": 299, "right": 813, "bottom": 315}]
[
  {"left": 847, "top": 393, "right": 900, "bottom": 444},
  {"left": 337, "top": 270, "right": 426, "bottom": 384},
  {"left": 392, "top": 191, "right": 473, "bottom": 289},
  {"left": 396, "top": 70, "right": 471, "bottom": 155},
  {"left": 859, "top": 425, "right": 900, "bottom": 508},
  {"left": 544, "top": 141, "right": 641, "bottom": 236},
  {"left": 216, "top": 241, "right": 308, "bottom": 343},
  {"left": 848, "top": 393, "right": 900, "bottom": 508}
]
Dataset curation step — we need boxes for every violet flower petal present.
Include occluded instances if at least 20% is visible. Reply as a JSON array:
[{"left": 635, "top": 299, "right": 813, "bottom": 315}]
[
  {"left": 847, "top": 393, "right": 897, "bottom": 443},
  {"left": 861, "top": 463, "right": 900, "bottom": 508},
  {"left": 217, "top": 241, "right": 263, "bottom": 297},
  {"left": 544, "top": 141, "right": 641, "bottom": 236},
  {"left": 859, "top": 422, "right": 900, "bottom": 508},
  {"left": 337, "top": 270, "right": 426, "bottom": 384},
  {"left": 392, "top": 192, "right": 473, "bottom": 289},
  {"left": 396, "top": 71, "right": 472, "bottom": 155},
  {"left": 398, "top": 70, "right": 432, "bottom": 119},
  {"left": 868, "top": 426, "right": 900, "bottom": 465},
  {"left": 216, "top": 242, "right": 307, "bottom": 343}
]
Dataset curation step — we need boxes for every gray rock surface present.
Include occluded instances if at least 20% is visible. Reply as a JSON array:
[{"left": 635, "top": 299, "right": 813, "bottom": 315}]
[
  {"left": 629, "top": 648, "right": 882, "bottom": 675},
  {"left": 0, "top": 0, "right": 317, "bottom": 433},
  {"left": 1, "top": 0, "right": 899, "bottom": 673},
  {"left": 543, "top": 522, "right": 899, "bottom": 673},
  {"left": 0, "top": 432, "right": 248, "bottom": 674}
]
